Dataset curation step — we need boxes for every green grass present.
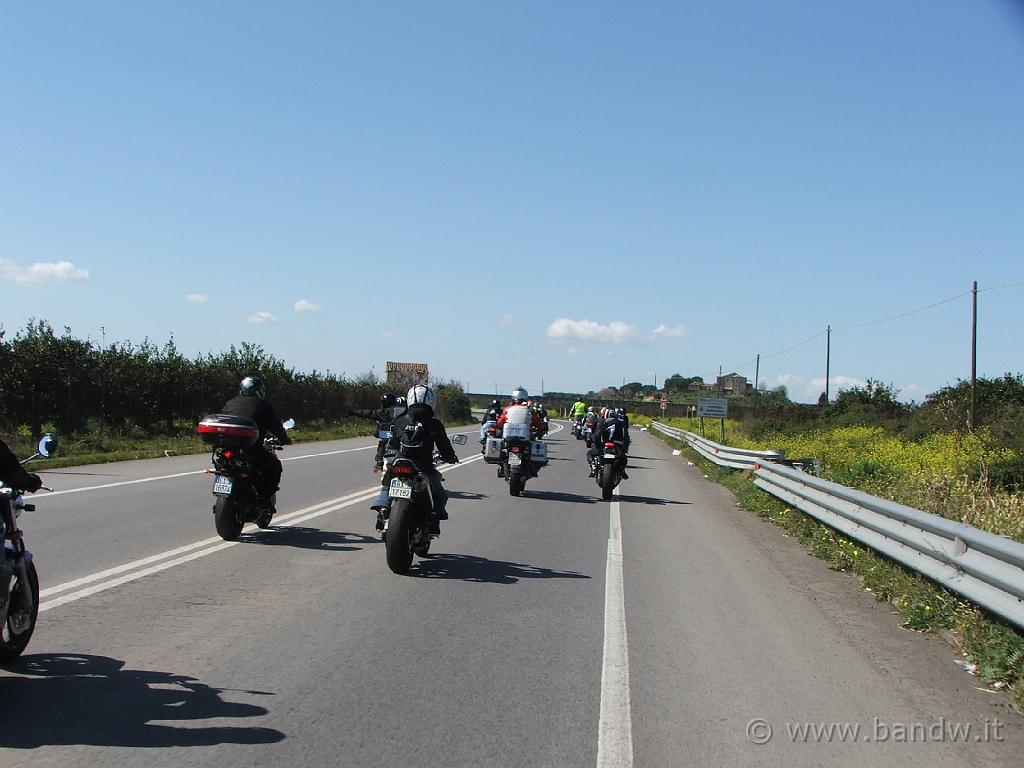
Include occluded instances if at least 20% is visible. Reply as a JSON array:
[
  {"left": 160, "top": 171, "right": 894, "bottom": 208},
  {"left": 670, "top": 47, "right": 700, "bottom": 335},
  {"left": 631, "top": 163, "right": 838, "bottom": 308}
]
[{"left": 648, "top": 426, "right": 1024, "bottom": 712}]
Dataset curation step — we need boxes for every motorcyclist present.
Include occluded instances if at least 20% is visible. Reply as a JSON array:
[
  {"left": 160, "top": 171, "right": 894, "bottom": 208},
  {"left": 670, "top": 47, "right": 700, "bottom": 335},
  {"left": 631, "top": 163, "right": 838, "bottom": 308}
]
[
  {"left": 570, "top": 399, "right": 587, "bottom": 420},
  {"left": 0, "top": 439, "right": 43, "bottom": 493},
  {"left": 496, "top": 387, "right": 546, "bottom": 477},
  {"left": 587, "top": 408, "right": 630, "bottom": 480},
  {"left": 220, "top": 376, "right": 291, "bottom": 507},
  {"left": 387, "top": 385, "right": 458, "bottom": 532},
  {"left": 348, "top": 392, "right": 408, "bottom": 471},
  {"left": 534, "top": 401, "right": 549, "bottom": 437},
  {"left": 480, "top": 399, "right": 502, "bottom": 444}
]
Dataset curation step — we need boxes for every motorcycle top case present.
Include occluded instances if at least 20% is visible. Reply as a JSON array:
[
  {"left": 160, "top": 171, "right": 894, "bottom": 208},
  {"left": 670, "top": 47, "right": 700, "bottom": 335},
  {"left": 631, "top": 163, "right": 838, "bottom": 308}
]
[
  {"left": 530, "top": 440, "right": 548, "bottom": 464},
  {"left": 484, "top": 436, "right": 503, "bottom": 462},
  {"left": 197, "top": 414, "right": 260, "bottom": 447}
]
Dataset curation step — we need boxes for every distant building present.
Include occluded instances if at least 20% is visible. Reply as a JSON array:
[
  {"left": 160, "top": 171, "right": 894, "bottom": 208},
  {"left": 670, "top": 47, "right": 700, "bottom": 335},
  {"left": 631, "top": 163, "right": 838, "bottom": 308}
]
[
  {"left": 717, "top": 372, "right": 751, "bottom": 397},
  {"left": 386, "top": 361, "right": 429, "bottom": 392}
]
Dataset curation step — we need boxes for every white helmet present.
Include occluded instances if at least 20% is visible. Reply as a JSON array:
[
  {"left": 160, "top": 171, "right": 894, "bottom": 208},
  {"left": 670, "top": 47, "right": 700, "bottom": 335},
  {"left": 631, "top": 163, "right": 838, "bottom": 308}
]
[
  {"left": 407, "top": 384, "right": 436, "bottom": 408},
  {"left": 511, "top": 386, "right": 528, "bottom": 403}
]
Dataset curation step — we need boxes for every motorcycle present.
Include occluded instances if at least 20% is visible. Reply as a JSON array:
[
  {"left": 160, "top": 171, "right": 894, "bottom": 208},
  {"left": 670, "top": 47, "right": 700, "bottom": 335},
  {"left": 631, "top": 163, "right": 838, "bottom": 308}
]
[
  {"left": 571, "top": 417, "right": 585, "bottom": 440},
  {"left": 383, "top": 430, "right": 466, "bottom": 573},
  {"left": 591, "top": 440, "right": 626, "bottom": 500},
  {"left": 479, "top": 420, "right": 498, "bottom": 454},
  {"left": 498, "top": 421, "right": 548, "bottom": 497},
  {"left": 199, "top": 415, "right": 295, "bottom": 541},
  {"left": 0, "top": 433, "right": 57, "bottom": 662}
]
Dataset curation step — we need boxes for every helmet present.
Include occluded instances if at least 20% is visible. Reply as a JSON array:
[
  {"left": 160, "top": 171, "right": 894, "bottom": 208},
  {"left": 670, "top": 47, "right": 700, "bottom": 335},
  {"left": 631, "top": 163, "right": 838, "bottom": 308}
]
[
  {"left": 511, "top": 386, "right": 528, "bottom": 404},
  {"left": 381, "top": 392, "right": 397, "bottom": 408},
  {"left": 491, "top": 399, "right": 501, "bottom": 409},
  {"left": 587, "top": 406, "right": 595, "bottom": 413},
  {"left": 395, "top": 396, "right": 407, "bottom": 406},
  {"left": 239, "top": 376, "right": 266, "bottom": 399},
  {"left": 407, "top": 384, "right": 436, "bottom": 408}
]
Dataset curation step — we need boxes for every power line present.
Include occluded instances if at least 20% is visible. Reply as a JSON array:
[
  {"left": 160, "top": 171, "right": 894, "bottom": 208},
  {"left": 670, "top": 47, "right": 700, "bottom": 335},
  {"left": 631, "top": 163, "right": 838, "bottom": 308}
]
[{"left": 832, "top": 290, "right": 971, "bottom": 332}]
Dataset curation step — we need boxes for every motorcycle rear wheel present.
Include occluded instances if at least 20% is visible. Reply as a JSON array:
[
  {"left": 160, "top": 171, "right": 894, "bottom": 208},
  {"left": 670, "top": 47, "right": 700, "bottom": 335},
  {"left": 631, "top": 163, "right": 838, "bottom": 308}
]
[
  {"left": 600, "top": 464, "right": 616, "bottom": 501},
  {"left": 385, "top": 499, "right": 415, "bottom": 574},
  {"left": 214, "top": 497, "right": 244, "bottom": 541},
  {"left": 509, "top": 473, "right": 524, "bottom": 497},
  {"left": 0, "top": 560, "right": 39, "bottom": 663}
]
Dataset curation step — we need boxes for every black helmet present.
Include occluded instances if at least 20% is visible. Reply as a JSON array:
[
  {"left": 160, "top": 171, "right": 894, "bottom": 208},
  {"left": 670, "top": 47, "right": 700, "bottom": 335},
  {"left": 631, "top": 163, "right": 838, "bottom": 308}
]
[
  {"left": 240, "top": 376, "right": 266, "bottom": 399},
  {"left": 381, "top": 392, "right": 397, "bottom": 408},
  {"left": 491, "top": 399, "right": 501, "bottom": 409}
]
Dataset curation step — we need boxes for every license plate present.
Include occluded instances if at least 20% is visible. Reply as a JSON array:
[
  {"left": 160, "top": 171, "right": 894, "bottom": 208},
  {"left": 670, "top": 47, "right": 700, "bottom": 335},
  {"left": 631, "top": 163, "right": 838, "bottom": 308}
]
[
  {"left": 509, "top": 453, "right": 522, "bottom": 466},
  {"left": 604, "top": 454, "right": 618, "bottom": 460},
  {"left": 389, "top": 479, "right": 412, "bottom": 499},
  {"left": 212, "top": 475, "right": 233, "bottom": 496}
]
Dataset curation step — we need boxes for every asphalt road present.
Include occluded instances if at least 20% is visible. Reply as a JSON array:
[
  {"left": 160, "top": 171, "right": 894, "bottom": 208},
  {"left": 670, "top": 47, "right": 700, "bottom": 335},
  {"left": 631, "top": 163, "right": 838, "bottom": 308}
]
[{"left": 1, "top": 423, "right": 1020, "bottom": 767}]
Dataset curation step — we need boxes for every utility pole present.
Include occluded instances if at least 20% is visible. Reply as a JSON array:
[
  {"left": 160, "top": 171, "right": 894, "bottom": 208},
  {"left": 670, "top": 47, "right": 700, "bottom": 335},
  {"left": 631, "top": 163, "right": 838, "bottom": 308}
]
[
  {"left": 971, "top": 280, "right": 978, "bottom": 430},
  {"left": 825, "top": 324, "right": 831, "bottom": 403},
  {"left": 718, "top": 365, "right": 722, "bottom": 396},
  {"left": 754, "top": 354, "right": 760, "bottom": 412}
]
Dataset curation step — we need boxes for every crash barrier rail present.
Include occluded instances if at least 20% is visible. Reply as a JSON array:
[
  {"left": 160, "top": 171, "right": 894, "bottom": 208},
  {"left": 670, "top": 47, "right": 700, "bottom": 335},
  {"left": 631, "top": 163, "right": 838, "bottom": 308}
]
[{"left": 650, "top": 421, "right": 1024, "bottom": 631}]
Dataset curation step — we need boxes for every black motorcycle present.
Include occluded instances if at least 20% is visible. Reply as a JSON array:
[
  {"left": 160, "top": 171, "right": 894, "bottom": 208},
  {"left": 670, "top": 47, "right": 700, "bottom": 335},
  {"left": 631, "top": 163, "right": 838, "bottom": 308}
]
[
  {"left": 571, "top": 417, "right": 585, "bottom": 440},
  {"left": 199, "top": 414, "right": 295, "bottom": 541},
  {"left": 0, "top": 433, "right": 57, "bottom": 662},
  {"left": 591, "top": 440, "right": 625, "bottom": 500},
  {"left": 383, "top": 430, "right": 466, "bottom": 573}
]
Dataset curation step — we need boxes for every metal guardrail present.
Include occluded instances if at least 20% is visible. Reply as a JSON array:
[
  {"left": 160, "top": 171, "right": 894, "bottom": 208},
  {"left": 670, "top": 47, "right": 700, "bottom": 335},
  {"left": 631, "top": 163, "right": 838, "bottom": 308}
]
[{"left": 650, "top": 421, "right": 1024, "bottom": 630}]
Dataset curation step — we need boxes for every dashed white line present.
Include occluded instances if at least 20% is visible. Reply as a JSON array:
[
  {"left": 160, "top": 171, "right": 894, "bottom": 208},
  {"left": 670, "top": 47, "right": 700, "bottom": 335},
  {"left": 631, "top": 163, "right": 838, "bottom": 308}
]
[{"left": 597, "top": 488, "right": 634, "bottom": 767}]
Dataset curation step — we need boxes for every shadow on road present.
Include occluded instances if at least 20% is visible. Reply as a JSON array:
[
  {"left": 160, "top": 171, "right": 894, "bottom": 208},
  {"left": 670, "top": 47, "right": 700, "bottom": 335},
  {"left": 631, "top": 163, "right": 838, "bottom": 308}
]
[
  {"left": 447, "top": 490, "right": 488, "bottom": 500},
  {"left": 244, "top": 526, "right": 378, "bottom": 551},
  {"left": 617, "top": 495, "right": 691, "bottom": 506},
  {"left": 526, "top": 490, "right": 597, "bottom": 505},
  {"left": 0, "top": 653, "right": 284, "bottom": 749},
  {"left": 412, "top": 554, "right": 591, "bottom": 584}
]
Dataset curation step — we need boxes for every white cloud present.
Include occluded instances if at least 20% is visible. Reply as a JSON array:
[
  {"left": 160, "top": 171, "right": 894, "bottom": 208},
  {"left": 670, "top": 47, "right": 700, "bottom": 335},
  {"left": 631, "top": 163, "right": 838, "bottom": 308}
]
[
  {"left": 498, "top": 313, "right": 522, "bottom": 328},
  {"left": 246, "top": 311, "right": 279, "bottom": 324},
  {"left": 0, "top": 259, "right": 90, "bottom": 285},
  {"left": 652, "top": 323, "right": 689, "bottom": 339},
  {"left": 546, "top": 318, "right": 643, "bottom": 345},
  {"left": 810, "top": 375, "right": 866, "bottom": 391},
  {"left": 381, "top": 330, "right": 399, "bottom": 339},
  {"left": 185, "top": 293, "right": 208, "bottom": 304},
  {"left": 294, "top": 298, "right": 320, "bottom": 313},
  {"left": 547, "top": 317, "right": 691, "bottom": 345}
]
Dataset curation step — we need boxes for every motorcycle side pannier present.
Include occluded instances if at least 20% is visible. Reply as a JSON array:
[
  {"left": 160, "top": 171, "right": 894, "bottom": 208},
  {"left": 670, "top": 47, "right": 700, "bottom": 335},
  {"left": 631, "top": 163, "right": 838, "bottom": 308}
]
[
  {"left": 483, "top": 437, "right": 504, "bottom": 463},
  {"left": 530, "top": 440, "right": 548, "bottom": 464},
  {"left": 197, "top": 414, "right": 260, "bottom": 447}
]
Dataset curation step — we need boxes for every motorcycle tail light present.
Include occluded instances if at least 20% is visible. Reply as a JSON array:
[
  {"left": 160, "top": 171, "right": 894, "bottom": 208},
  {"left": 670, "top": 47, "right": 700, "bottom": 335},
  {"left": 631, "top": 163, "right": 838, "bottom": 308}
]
[
  {"left": 393, "top": 464, "right": 415, "bottom": 476},
  {"left": 605, "top": 442, "right": 617, "bottom": 448},
  {"left": 223, "top": 450, "right": 234, "bottom": 460},
  {"left": 511, "top": 446, "right": 520, "bottom": 453}
]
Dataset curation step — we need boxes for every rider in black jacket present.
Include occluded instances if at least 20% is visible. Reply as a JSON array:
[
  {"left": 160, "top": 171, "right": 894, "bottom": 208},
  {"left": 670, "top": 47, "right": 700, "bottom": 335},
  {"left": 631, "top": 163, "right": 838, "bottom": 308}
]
[
  {"left": 0, "top": 439, "right": 43, "bottom": 492},
  {"left": 587, "top": 409, "right": 630, "bottom": 479},
  {"left": 390, "top": 385, "right": 458, "bottom": 524},
  {"left": 220, "top": 376, "right": 291, "bottom": 501}
]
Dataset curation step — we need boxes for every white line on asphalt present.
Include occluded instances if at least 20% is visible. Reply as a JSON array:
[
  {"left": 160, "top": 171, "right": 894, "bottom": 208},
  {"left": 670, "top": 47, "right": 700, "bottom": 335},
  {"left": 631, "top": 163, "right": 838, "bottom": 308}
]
[
  {"left": 41, "top": 445, "right": 377, "bottom": 497},
  {"left": 597, "top": 488, "right": 634, "bottom": 768},
  {"left": 39, "top": 454, "right": 486, "bottom": 612}
]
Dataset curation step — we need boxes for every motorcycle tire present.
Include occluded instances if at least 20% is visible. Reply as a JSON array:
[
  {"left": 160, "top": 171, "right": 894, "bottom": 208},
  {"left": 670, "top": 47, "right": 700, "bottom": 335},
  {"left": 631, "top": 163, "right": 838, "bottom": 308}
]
[
  {"left": 385, "top": 499, "right": 415, "bottom": 574},
  {"left": 509, "top": 473, "right": 524, "bottom": 497},
  {"left": 255, "top": 509, "right": 274, "bottom": 529},
  {"left": 0, "top": 560, "right": 39, "bottom": 663},
  {"left": 214, "top": 497, "right": 244, "bottom": 541},
  {"left": 600, "top": 464, "right": 616, "bottom": 501},
  {"left": 413, "top": 539, "right": 432, "bottom": 558}
]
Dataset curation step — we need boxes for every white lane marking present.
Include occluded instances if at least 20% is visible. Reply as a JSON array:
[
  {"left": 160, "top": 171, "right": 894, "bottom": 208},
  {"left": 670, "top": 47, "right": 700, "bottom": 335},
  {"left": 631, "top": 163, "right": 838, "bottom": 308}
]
[
  {"left": 597, "top": 488, "right": 634, "bottom": 768},
  {"left": 40, "top": 445, "right": 376, "bottom": 497},
  {"left": 39, "top": 425, "right": 479, "bottom": 498},
  {"left": 39, "top": 454, "right": 486, "bottom": 612}
]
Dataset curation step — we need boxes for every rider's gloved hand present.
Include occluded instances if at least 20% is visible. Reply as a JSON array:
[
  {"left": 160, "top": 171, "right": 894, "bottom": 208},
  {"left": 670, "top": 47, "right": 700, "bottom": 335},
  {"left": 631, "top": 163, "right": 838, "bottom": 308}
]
[{"left": 24, "top": 473, "right": 43, "bottom": 493}]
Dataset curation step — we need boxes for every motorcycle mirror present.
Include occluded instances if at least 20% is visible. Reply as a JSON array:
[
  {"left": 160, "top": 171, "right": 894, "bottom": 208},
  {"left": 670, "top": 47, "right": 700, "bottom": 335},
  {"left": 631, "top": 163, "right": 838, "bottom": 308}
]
[
  {"left": 451, "top": 434, "right": 467, "bottom": 445},
  {"left": 282, "top": 418, "right": 295, "bottom": 430},
  {"left": 37, "top": 433, "right": 58, "bottom": 458}
]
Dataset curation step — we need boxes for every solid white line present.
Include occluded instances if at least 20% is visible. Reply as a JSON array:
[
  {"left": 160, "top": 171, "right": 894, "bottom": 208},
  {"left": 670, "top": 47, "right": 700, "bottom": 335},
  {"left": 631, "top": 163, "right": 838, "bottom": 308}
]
[
  {"left": 39, "top": 453, "right": 486, "bottom": 612},
  {"left": 597, "top": 488, "right": 634, "bottom": 768}
]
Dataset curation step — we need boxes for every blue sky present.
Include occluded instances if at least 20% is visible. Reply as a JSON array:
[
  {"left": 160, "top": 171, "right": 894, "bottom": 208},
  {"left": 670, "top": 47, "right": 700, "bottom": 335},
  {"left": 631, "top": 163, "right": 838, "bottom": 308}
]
[{"left": 2, "top": 1, "right": 1022, "bottom": 402}]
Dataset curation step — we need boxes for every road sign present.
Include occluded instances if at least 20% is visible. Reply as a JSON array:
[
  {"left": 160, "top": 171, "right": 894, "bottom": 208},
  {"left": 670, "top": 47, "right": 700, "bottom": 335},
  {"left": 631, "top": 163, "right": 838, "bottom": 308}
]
[
  {"left": 660, "top": 401, "right": 667, "bottom": 411},
  {"left": 697, "top": 397, "right": 728, "bottom": 419}
]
